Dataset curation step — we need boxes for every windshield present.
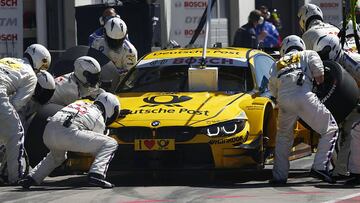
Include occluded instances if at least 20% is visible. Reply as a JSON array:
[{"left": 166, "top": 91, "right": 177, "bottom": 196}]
[{"left": 117, "top": 64, "right": 254, "bottom": 93}]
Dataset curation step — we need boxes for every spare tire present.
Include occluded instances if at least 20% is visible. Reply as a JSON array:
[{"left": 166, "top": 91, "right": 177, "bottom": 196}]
[
  {"left": 48, "top": 45, "right": 120, "bottom": 92},
  {"left": 314, "top": 60, "right": 359, "bottom": 123},
  {"left": 25, "top": 103, "right": 63, "bottom": 167}
]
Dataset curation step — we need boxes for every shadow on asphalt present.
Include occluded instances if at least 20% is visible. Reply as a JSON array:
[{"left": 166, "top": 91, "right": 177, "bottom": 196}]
[{"left": 8, "top": 168, "right": 357, "bottom": 190}]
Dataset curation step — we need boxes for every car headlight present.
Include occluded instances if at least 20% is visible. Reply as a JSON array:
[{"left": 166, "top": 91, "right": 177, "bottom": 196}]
[{"left": 201, "top": 119, "right": 247, "bottom": 137}]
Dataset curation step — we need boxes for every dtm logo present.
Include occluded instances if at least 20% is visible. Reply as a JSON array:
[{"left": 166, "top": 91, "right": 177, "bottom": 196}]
[{"left": 141, "top": 95, "right": 192, "bottom": 107}]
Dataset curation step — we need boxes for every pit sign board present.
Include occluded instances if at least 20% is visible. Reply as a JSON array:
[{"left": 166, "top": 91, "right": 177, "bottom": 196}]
[
  {"left": 169, "top": 0, "right": 208, "bottom": 47},
  {"left": 0, "top": 0, "right": 23, "bottom": 58},
  {"left": 308, "top": 0, "right": 343, "bottom": 27}
]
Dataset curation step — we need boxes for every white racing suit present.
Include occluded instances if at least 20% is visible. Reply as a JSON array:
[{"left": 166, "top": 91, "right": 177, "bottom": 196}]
[
  {"left": 269, "top": 50, "right": 339, "bottom": 181},
  {"left": 302, "top": 20, "right": 340, "bottom": 51},
  {"left": 50, "top": 73, "right": 104, "bottom": 106},
  {"left": 333, "top": 51, "right": 360, "bottom": 176},
  {"left": 349, "top": 120, "right": 360, "bottom": 174},
  {"left": 28, "top": 100, "right": 118, "bottom": 184},
  {"left": 90, "top": 37, "right": 137, "bottom": 81},
  {"left": 0, "top": 58, "right": 37, "bottom": 183}
]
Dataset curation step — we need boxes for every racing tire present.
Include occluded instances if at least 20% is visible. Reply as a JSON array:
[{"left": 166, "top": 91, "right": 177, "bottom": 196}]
[
  {"left": 313, "top": 60, "right": 359, "bottom": 123},
  {"left": 48, "top": 45, "right": 120, "bottom": 92},
  {"left": 25, "top": 103, "right": 64, "bottom": 167}
]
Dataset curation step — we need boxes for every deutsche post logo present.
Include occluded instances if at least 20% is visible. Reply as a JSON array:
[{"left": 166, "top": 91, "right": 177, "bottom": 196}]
[{"left": 141, "top": 95, "right": 192, "bottom": 107}]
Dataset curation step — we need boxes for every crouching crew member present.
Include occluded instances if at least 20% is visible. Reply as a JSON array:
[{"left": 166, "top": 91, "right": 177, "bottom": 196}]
[
  {"left": 268, "top": 35, "right": 339, "bottom": 184},
  {"left": 19, "top": 92, "right": 120, "bottom": 189}
]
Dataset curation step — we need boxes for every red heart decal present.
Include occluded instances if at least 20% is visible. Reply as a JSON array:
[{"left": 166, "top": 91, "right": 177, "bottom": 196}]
[{"left": 144, "top": 140, "right": 155, "bottom": 149}]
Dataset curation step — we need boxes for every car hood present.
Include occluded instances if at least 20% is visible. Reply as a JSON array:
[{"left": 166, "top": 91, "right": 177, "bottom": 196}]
[{"left": 113, "top": 92, "right": 250, "bottom": 127}]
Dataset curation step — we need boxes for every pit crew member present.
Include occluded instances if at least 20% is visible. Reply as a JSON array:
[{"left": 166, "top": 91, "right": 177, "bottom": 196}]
[
  {"left": 298, "top": 3, "right": 340, "bottom": 51},
  {"left": 88, "top": 7, "right": 121, "bottom": 46},
  {"left": 49, "top": 56, "right": 104, "bottom": 106},
  {"left": 269, "top": 35, "right": 339, "bottom": 184},
  {"left": 19, "top": 92, "right": 120, "bottom": 189},
  {"left": 0, "top": 44, "right": 51, "bottom": 184},
  {"left": 90, "top": 17, "right": 137, "bottom": 80},
  {"left": 313, "top": 34, "right": 360, "bottom": 179}
]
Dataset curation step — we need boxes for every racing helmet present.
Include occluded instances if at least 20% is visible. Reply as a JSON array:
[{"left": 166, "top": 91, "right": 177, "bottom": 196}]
[
  {"left": 74, "top": 56, "right": 101, "bottom": 88},
  {"left": 298, "top": 4, "right": 323, "bottom": 32},
  {"left": 94, "top": 92, "right": 120, "bottom": 126},
  {"left": 24, "top": 44, "right": 51, "bottom": 72},
  {"left": 33, "top": 70, "right": 56, "bottom": 105},
  {"left": 313, "top": 35, "right": 342, "bottom": 61},
  {"left": 280, "top": 35, "right": 306, "bottom": 56},
  {"left": 104, "top": 18, "right": 127, "bottom": 50}
]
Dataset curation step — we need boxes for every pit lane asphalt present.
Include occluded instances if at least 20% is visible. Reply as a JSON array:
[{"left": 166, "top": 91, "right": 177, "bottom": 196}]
[{"left": 1, "top": 154, "right": 360, "bottom": 203}]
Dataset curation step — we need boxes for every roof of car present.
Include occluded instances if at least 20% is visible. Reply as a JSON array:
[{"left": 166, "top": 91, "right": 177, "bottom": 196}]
[
  {"left": 137, "top": 47, "right": 265, "bottom": 69},
  {"left": 143, "top": 47, "right": 263, "bottom": 60}
]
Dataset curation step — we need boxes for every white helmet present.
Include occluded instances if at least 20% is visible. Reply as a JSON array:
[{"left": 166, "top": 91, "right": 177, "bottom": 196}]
[
  {"left": 339, "top": 20, "right": 360, "bottom": 37},
  {"left": 95, "top": 92, "right": 121, "bottom": 125},
  {"left": 280, "top": 35, "right": 306, "bottom": 56},
  {"left": 298, "top": 4, "right": 323, "bottom": 32},
  {"left": 74, "top": 56, "right": 101, "bottom": 88},
  {"left": 104, "top": 18, "right": 127, "bottom": 49},
  {"left": 24, "top": 44, "right": 51, "bottom": 72},
  {"left": 33, "top": 70, "right": 56, "bottom": 105},
  {"left": 313, "top": 35, "right": 342, "bottom": 61}
]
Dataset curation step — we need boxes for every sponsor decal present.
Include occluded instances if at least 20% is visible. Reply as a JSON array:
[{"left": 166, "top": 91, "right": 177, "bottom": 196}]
[
  {"left": 130, "top": 107, "right": 209, "bottom": 116},
  {"left": 173, "top": 57, "right": 234, "bottom": 65},
  {"left": 184, "top": 1, "right": 207, "bottom": 8},
  {"left": 185, "top": 16, "right": 201, "bottom": 24},
  {"left": 0, "top": 33, "right": 17, "bottom": 41},
  {"left": 184, "top": 29, "right": 205, "bottom": 36},
  {"left": 0, "top": 17, "right": 16, "bottom": 26},
  {"left": 0, "top": 0, "right": 17, "bottom": 7},
  {"left": 319, "top": 2, "right": 338, "bottom": 8},
  {"left": 245, "top": 106, "right": 263, "bottom": 110},
  {"left": 141, "top": 95, "right": 192, "bottom": 107},
  {"left": 208, "top": 136, "right": 246, "bottom": 145},
  {"left": 135, "top": 139, "right": 175, "bottom": 151},
  {"left": 151, "top": 49, "right": 242, "bottom": 56}
]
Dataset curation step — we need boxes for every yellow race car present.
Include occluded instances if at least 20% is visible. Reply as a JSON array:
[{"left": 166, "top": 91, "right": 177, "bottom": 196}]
[
  {"left": 103, "top": 47, "right": 310, "bottom": 171},
  {"left": 25, "top": 46, "right": 314, "bottom": 173}
]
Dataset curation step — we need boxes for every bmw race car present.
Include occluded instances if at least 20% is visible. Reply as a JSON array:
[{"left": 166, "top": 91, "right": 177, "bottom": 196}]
[
  {"left": 26, "top": 45, "right": 357, "bottom": 173},
  {"left": 101, "top": 47, "right": 310, "bottom": 171}
]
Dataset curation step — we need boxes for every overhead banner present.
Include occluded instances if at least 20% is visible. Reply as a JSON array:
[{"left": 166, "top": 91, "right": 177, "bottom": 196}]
[
  {"left": 308, "top": 0, "right": 342, "bottom": 27},
  {"left": 0, "top": 0, "right": 23, "bottom": 58},
  {"left": 169, "top": 0, "right": 208, "bottom": 47}
]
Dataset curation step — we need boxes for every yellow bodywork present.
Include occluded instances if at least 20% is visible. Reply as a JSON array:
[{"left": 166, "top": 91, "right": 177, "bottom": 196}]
[{"left": 66, "top": 47, "right": 313, "bottom": 171}]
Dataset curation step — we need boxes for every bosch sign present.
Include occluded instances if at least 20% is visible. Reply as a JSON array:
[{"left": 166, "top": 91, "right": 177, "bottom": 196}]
[
  {"left": 184, "top": 1, "right": 207, "bottom": 8},
  {"left": 0, "top": 33, "right": 17, "bottom": 41},
  {"left": 0, "top": 0, "right": 17, "bottom": 7}
]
